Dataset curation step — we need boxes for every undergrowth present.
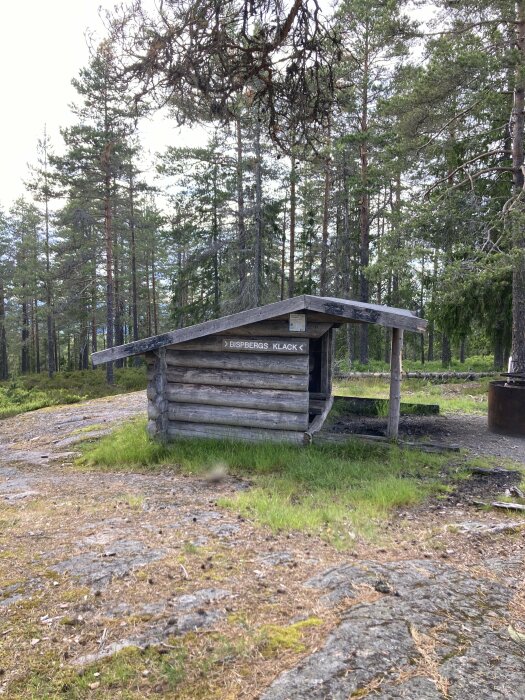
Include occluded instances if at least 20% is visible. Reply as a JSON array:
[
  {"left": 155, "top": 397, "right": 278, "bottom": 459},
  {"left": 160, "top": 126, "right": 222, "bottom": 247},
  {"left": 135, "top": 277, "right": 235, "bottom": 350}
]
[
  {"left": 79, "top": 418, "right": 450, "bottom": 547},
  {"left": 340, "top": 354, "right": 496, "bottom": 374},
  {"left": 0, "top": 368, "right": 146, "bottom": 419}
]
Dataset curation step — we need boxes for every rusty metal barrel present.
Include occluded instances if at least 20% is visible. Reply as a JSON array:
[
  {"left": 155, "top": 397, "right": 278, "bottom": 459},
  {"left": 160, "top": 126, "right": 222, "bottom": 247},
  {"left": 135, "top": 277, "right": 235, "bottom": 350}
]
[{"left": 488, "top": 380, "right": 525, "bottom": 437}]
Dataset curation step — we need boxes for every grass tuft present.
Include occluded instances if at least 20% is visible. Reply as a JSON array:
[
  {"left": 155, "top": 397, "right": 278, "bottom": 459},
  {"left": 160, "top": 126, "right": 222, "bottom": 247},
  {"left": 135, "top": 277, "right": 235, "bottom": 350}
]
[
  {"left": 257, "top": 617, "right": 324, "bottom": 656},
  {"left": 79, "top": 419, "right": 448, "bottom": 547}
]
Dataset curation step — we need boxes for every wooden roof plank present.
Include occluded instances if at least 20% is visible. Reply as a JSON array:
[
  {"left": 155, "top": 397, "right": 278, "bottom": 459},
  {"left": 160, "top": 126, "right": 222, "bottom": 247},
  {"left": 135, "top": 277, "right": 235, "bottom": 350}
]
[
  {"left": 303, "top": 296, "right": 426, "bottom": 333},
  {"left": 92, "top": 296, "right": 306, "bottom": 366}
]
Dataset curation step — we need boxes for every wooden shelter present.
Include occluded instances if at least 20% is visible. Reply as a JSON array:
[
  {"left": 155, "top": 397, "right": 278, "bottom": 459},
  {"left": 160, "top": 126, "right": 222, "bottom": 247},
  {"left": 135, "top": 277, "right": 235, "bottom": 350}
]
[{"left": 92, "top": 295, "right": 427, "bottom": 444}]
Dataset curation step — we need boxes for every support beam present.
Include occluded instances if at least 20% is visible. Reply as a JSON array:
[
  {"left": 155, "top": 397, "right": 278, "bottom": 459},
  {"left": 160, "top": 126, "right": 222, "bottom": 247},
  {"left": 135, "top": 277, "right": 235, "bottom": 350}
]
[
  {"left": 148, "top": 348, "right": 169, "bottom": 441},
  {"left": 387, "top": 328, "right": 404, "bottom": 440}
]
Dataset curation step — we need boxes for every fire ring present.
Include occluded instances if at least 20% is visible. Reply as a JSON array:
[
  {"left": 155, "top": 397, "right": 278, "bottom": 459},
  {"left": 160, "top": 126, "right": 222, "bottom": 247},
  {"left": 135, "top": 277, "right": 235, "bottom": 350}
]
[{"left": 488, "top": 379, "right": 525, "bottom": 437}]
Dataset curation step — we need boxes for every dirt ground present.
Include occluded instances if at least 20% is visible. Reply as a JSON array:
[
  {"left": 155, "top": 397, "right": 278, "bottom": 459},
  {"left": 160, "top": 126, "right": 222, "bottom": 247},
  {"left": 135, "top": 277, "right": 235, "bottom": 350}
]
[
  {"left": 0, "top": 392, "right": 524, "bottom": 698},
  {"left": 328, "top": 407, "right": 525, "bottom": 464}
]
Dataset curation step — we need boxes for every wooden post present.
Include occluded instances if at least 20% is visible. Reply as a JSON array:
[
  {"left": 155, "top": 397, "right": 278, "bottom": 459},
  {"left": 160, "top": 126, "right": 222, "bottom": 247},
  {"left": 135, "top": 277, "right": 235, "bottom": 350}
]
[
  {"left": 153, "top": 347, "right": 169, "bottom": 442},
  {"left": 387, "top": 327, "right": 403, "bottom": 440}
]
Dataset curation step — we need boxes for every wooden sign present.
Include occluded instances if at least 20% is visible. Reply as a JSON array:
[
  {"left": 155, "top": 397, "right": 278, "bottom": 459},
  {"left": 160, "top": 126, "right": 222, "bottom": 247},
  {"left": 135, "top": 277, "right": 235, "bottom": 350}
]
[
  {"left": 170, "top": 335, "right": 310, "bottom": 354},
  {"left": 222, "top": 337, "right": 309, "bottom": 354},
  {"left": 289, "top": 313, "right": 306, "bottom": 332}
]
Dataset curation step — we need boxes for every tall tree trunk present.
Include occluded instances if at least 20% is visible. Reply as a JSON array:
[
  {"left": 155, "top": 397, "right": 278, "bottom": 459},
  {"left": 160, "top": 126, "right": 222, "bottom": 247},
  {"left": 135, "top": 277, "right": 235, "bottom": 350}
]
[
  {"left": 459, "top": 338, "right": 466, "bottom": 364},
  {"left": 236, "top": 117, "right": 247, "bottom": 304},
  {"left": 442, "top": 333, "right": 452, "bottom": 368},
  {"left": 33, "top": 298, "right": 40, "bottom": 373},
  {"left": 91, "top": 281, "right": 98, "bottom": 360},
  {"left": 151, "top": 249, "right": 158, "bottom": 335},
  {"left": 281, "top": 202, "right": 287, "bottom": 300},
  {"left": 341, "top": 154, "right": 354, "bottom": 365},
  {"left": 391, "top": 174, "right": 402, "bottom": 307},
  {"left": 0, "top": 278, "right": 8, "bottom": 380},
  {"left": 128, "top": 168, "right": 141, "bottom": 366},
  {"left": 384, "top": 274, "right": 392, "bottom": 365},
  {"left": 79, "top": 322, "right": 88, "bottom": 370},
  {"left": 428, "top": 250, "right": 438, "bottom": 362},
  {"left": 42, "top": 133, "right": 55, "bottom": 378},
  {"left": 288, "top": 146, "right": 296, "bottom": 297},
  {"left": 103, "top": 158, "right": 114, "bottom": 385},
  {"left": 176, "top": 249, "right": 184, "bottom": 328},
  {"left": 494, "top": 324, "right": 504, "bottom": 371},
  {"left": 21, "top": 294, "right": 30, "bottom": 374},
  {"left": 253, "top": 114, "right": 263, "bottom": 306},
  {"left": 54, "top": 322, "right": 59, "bottom": 372},
  {"left": 113, "top": 211, "right": 125, "bottom": 369},
  {"left": 420, "top": 253, "right": 425, "bottom": 365},
  {"left": 212, "top": 162, "right": 220, "bottom": 315},
  {"left": 319, "top": 121, "right": 331, "bottom": 295},
  {"left": 510, "top": 0, "right": 525, "bottom": 375},
  {"left": 359, "top": 26, "right": 370, "bottom": 365},
  {"left": 129, "top": 168, "right": 139, "bottom": 345},
  {"left": 428, "top": 323, "right": 434, "bottom": 362},
  {"left": 145, "top": 255, "right": 152, "bottom": 337}
]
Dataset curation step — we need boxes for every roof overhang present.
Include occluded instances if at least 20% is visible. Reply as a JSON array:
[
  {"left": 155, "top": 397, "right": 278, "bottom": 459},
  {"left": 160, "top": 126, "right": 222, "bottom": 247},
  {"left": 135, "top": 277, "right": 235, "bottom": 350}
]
[{"left": 92, "top": 295, "right": 427, "bottom": 366}]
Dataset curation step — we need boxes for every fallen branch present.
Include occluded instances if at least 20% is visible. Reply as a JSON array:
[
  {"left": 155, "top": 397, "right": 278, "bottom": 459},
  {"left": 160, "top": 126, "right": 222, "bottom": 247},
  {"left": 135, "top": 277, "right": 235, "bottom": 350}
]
[
  {"left": 472, "top": 499, "right": 525, "bottom": 512},
  {"left": 491, "top": 501, "right": 525, "bottom": 512},
  {"left": 509, "top": 486, "right": 525, "bottom": 499}
]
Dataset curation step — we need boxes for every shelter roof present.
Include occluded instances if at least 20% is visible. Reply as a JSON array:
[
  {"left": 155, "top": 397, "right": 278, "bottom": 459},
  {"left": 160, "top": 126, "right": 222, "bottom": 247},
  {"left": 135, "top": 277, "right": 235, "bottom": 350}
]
[{"left": 92, "top": 294, "right": 426, "bottom": 366}]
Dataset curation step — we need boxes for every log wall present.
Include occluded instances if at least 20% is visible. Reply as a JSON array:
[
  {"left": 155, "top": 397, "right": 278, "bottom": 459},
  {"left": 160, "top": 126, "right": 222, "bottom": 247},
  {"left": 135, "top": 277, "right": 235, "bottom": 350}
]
[{"left": 146, "top": 322, "right": 326, "bottom": 443}]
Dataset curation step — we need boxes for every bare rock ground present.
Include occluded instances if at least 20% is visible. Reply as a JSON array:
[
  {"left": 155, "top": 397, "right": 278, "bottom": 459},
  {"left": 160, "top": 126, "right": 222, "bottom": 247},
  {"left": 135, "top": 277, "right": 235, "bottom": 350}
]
[{"left": 0, "top": 392, "right": 524, "bottom": 698}]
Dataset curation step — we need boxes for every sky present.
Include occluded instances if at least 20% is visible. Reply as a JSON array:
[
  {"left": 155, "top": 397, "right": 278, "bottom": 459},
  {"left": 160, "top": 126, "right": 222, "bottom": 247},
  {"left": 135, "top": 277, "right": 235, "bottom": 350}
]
[
  {"left": 0, "top": 1, "right": 434, "bottom": 209},
  {"left": 0, "top": 0, "right": 201, "bottom": 208}
]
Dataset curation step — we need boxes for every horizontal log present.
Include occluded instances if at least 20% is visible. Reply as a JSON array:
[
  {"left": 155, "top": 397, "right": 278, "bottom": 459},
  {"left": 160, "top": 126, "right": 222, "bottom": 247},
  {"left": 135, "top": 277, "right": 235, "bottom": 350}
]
[
  {"left": 332, "top": 396, "right": 439, "bottom": 417},
  {"left": 149, "top": 366, "right": 309, "bottom": 391},
  {"left": 167, "top": 402, "right": 308, "bottom": 431},
  {"left": 168, "top": 335, "right": 309, "bottom": 355},
  {"left": 158, "top": 350, "right": 310, "bottom": 375},
  {"left": 219, "top": 321, "right": 332, "bottom": 339},
  {"left": 335, "top": 371, "right": 497, "bottom": 381},
  {"left": 166, "top": 421, "right": 307, "bottom": 444},
  {"left": 165, "top": 384, "right": 309, "bottom": 413}
]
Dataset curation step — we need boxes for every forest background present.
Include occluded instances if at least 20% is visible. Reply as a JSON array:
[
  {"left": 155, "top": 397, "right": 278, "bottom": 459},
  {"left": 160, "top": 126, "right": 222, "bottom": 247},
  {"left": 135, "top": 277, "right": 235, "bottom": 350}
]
[{"left": 0, "top": 0, "right": 522, "bottom": 385}]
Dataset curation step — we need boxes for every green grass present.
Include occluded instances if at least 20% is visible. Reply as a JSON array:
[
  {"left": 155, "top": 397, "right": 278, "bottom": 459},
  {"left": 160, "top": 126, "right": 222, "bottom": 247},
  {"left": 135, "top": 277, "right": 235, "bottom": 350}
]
[
  {"left": 79, "top": 418, "right": 450, "bottom": 547},
  {"left": 342, "top": 354, "right": 497, "bottom": 374},
  {"left": 7, "top": 645, "right": 187, "bottom": 699},
  {"left": 0, "top": 368, "right": 146, "bottom": 419},
  {"left": 334, "top": 376, "right": 493, "bottom": 414},
  {"left": 258, "top": 617, "right": 324, "bottom": 655}
]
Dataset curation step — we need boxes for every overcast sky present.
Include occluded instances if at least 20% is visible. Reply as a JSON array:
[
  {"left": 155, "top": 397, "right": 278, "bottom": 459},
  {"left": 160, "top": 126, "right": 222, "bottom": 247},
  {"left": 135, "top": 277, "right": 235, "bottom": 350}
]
[
  {"left": 1, "top": 1, "right": 434, "bottom": 210},
  {"left": 0, "top": 0, "right": 201, "bottom": 209}
]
